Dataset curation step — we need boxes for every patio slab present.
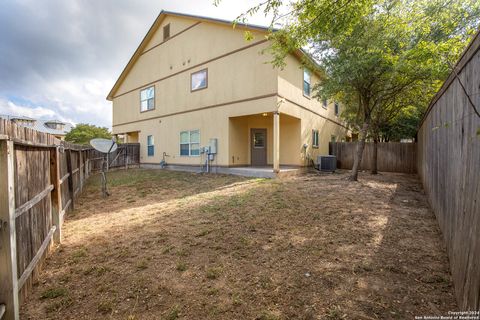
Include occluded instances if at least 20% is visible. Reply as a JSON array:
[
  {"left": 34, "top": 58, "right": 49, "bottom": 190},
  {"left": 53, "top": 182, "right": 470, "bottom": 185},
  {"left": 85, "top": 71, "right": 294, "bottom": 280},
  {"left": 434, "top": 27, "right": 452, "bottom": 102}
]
[{"left": 140, "top": 163, "right": 303, "bottom": 178}]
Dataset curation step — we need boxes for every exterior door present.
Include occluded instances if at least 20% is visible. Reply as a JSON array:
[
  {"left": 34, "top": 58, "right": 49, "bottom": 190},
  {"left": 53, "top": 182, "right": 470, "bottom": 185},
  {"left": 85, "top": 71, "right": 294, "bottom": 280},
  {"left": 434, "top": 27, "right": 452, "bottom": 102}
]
[{"left": 251, "top": 128, "right": 267, "bottom": 166}]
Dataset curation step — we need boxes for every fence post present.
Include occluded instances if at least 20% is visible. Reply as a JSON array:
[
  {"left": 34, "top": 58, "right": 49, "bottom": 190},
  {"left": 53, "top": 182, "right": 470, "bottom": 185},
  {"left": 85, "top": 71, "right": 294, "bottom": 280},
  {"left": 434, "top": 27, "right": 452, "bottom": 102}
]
[
  {"left": 0, "top": 140, "right": 20, "bottom": 320},
  {"left": 86, "top": 158, "right": 89, "bottom": 179},
  {"left": 106, "top": 151, "right": 109, "bottom": 172},
  {"left": 124, "top": 146, "right": 128, "bottom": 170},
  {"left": 49, "top": 147, "right": 62, "bottom": 244},
  {"left": 65, "top": 149, "right": 75, "bottom": 210},
  {"left": 79, "top": 150, "right": 83, "bottom": 192}
]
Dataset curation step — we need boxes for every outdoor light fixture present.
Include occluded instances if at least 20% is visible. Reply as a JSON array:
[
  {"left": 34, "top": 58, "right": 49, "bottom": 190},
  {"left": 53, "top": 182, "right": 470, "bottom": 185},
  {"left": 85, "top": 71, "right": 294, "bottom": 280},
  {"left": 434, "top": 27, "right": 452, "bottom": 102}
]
[{"left": 262, "top": 113, "right": 268, "bottom": 117}]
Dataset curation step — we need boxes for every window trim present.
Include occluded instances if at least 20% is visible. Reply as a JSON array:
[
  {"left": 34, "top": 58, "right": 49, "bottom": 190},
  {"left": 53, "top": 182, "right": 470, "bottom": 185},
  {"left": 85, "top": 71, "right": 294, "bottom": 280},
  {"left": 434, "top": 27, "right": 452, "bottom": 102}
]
[
  {"left": 334, "top": 101, "right": 339, "bottom": 116},
  {"left": 190, "top": 68, "right": 208, "bottom": 92},
  {"left": 180, "top": 129, "right": 201, "bottom": 157},
  {"left": 303, "top": 68, "right": 311, "bottom": 98},
  {"left": 147, "top": 135, "right": 154, "bottom": 157},
  {"left": 312, "top": 129, "right": 319, "bottom": 148},
  {"left": 140, "top": 86, "right": 155, "bottom": 113},
  {"left": 163, "top": 23, "right": 171, "bottom": 41}
]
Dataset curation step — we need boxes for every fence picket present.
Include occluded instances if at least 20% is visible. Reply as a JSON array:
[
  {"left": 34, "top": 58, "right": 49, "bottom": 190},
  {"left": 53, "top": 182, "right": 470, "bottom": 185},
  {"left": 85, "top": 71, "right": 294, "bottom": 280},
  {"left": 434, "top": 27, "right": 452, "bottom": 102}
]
[
  {"left": 0, "top": 140, "right": 19, "bottom": 320},
  {"left": 329, "top": 142, "right": 416, "bottom": 173}
]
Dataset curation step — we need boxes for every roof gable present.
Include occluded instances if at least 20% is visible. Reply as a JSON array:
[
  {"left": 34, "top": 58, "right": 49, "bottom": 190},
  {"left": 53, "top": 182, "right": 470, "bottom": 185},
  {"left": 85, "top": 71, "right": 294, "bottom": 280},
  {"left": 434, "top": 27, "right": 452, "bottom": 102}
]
[
  {"left": 107, "top": 10, "right": 322, "bottom": 100},
  {"left": 107, "top": 11, "right": 274, "bottom": 100}
]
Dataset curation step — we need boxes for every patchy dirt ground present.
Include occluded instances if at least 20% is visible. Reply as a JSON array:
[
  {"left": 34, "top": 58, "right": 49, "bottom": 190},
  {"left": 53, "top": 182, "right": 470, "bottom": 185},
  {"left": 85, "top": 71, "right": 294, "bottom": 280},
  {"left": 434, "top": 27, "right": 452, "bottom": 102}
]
[{"left": 21, "top": 169, "right": 456, "bottom": 319}]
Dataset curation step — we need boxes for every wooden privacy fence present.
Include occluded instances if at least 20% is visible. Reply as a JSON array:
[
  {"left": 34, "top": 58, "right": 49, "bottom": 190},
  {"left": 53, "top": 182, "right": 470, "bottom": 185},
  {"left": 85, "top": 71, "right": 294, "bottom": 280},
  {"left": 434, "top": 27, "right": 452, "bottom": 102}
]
[
  {"left": 0, "top": 119, "right": 139, "bottom": 319},
  {"left": 417, "top": 30, "right": 480, "bottom": 310},
  {"left": 87, "top": 143, "right": 140, "bottom": 171},
  {"left": 329, "top": 142, "right": 417, "bottom": 173}
]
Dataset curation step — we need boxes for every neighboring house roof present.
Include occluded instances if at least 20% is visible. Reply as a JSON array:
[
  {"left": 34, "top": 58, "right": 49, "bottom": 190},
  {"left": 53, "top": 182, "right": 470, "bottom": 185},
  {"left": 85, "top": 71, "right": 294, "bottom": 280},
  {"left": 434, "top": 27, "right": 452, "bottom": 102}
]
[
  {"left": 0, "top": 114, "right": 35, "bottom": 121},
  {"left": 107, "top": 10, "right": 321, "bottom": 101},
  {"left": 0, "top": 114, "right": 74, "bottom": 136},
  {"left": 36, "top": 120, "right": 74, "bottom": 136}
]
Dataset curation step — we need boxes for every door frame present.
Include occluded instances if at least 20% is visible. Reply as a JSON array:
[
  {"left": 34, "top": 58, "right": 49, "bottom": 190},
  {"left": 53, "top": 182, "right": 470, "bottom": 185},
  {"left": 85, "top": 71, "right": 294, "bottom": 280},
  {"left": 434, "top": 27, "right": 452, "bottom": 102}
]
[{"left": 250, "top": 128, "right": 267, "bottom": 166}]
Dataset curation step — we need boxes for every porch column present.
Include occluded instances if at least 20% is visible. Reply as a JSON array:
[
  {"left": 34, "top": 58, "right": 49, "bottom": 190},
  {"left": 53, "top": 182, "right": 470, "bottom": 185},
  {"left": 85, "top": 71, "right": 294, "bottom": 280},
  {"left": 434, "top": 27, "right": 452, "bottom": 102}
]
[{"left": 273, "top": 111, "right": 280, "bottom": 173}]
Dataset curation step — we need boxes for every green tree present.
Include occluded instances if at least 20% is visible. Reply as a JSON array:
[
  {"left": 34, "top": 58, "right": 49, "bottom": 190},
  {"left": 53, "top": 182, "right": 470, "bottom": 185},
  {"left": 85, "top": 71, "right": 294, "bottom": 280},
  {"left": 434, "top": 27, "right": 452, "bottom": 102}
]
[
  {"left": 374, "top": 105, "right": 426, "bottom": 143},
  {"left": 219, "top": 0, "right": 480, "bottom": 180},
  {"left": 368, "top": 85, "right": 433, "bottom": 173},
  {"left": 65, "top": 123, "right": 111, "bottom": 145}
]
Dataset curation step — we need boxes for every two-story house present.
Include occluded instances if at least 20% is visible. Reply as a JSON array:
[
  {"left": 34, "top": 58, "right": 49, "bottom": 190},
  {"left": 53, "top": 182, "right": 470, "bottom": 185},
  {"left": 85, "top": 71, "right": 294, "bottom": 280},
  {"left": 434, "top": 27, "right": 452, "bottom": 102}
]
[{"left": 108, "top": 11, "right": 350, "bottom": 176}]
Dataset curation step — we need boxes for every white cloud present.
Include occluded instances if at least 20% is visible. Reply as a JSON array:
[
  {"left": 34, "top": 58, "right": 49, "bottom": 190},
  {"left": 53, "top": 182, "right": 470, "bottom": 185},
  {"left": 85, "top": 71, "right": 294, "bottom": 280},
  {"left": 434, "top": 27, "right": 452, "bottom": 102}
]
[
  {"left": 0, "top": 98, "right": 74, "bottom": 124},
  {"left": 14, "top": 76, "right": 114, "bottom": 127}
]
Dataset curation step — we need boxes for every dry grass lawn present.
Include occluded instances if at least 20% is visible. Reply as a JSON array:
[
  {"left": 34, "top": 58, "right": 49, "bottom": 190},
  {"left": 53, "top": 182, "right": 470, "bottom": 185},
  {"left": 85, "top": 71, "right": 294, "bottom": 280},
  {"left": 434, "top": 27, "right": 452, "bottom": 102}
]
[{"left": 21, "top": 169, "right": 456, "bottom": 319}]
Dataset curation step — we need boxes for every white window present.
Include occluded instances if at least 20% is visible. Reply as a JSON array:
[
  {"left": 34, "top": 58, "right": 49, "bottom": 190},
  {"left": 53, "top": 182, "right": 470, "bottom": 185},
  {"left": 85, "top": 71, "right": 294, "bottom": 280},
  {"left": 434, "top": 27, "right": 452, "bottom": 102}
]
[
  {"left": 303, "top": 68, "right": 311, "bottom": 97},
  {"left": 147, "top": 135, "right": 154, "bottom": 156},
  {"left": 180, "top": 130, "right": 200, "bottom": 156},
  {"left": 312, "top": 130, "right": 319, "bottom": 148},
  {"left": 140, "top": 86, "right": 155, "bottom": 112},
  {"left": 191, "top": 69, "right": 208, "bottom": 91}
]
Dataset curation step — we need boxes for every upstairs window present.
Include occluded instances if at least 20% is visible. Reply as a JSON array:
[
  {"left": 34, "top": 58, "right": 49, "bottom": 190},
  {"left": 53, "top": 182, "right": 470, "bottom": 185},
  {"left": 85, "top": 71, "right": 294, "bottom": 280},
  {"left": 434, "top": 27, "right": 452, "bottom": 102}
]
[
  {"left": 191, "top": 69, "right": 208, "bottom": 91},
  {"left": 334, "top": 102, "right": 339, "bottom": 116},
  {"left": 163, "top": 24, "right": 170, "bottom": 41},
  {"left": 180, "top": 130, "right": 200, "bottom": 156},
  {"left": 303, "top": 68, "right": 311, "bottom": 97},
  {"left": 312, "top": 130, "right": 319, "bottom": 148},
  {"left": 322, "top": 99, "right": 328, "bottom": 109},
  {"left": 140, "top": 86, "right": 155, "bottom": 112},
  {"left": 147, "top": 135, "right": 154, "bottom": 156}
]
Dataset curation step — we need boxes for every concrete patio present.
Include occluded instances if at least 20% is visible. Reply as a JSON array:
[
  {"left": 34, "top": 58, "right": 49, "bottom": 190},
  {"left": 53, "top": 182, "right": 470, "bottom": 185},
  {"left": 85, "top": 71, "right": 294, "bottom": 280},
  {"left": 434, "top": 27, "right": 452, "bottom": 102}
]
[
  {"left": 140, "top": 164, "right": 303, "bottom": 178},
  {"left": 217, "top": 166, "right": 302, "bottom": 178}
]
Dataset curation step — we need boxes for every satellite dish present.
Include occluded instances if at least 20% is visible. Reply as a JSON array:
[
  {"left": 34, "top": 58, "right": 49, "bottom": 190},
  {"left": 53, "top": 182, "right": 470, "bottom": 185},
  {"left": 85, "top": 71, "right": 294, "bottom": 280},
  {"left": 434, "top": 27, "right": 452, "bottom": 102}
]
[
  {"left": 90, "top": 138, "right": 117, "bottom": 153},
  {"left": 90, "top": 138, "right": 117, "bottom": 198}
]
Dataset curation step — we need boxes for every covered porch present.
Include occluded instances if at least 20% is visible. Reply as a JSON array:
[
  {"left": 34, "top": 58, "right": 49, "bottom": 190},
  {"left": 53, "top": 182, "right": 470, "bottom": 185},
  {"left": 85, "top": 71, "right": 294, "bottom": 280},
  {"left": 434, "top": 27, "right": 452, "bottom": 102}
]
[
  {"left": 228, "top": 112, "right": 304, "bottom": 174},
  {"left": 114, "top": 131, "right": 140, "bottom": 143}
]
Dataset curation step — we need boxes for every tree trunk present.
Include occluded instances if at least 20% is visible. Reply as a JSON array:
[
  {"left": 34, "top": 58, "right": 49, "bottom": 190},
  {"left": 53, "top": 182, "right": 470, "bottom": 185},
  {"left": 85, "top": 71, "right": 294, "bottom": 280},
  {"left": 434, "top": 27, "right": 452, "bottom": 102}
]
[
  {"left": 349, "top": 120, "right": 369, "bottom": 181},
  {"left": 371, "top": 137, "right": 378, "bottom": 174}
]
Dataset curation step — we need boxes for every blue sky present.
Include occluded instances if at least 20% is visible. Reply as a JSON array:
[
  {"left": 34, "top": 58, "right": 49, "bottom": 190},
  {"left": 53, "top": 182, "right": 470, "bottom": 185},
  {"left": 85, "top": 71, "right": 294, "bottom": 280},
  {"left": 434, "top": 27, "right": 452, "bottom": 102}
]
[{"left": 0, "top": 0, "right": 274, "bottom": 128}]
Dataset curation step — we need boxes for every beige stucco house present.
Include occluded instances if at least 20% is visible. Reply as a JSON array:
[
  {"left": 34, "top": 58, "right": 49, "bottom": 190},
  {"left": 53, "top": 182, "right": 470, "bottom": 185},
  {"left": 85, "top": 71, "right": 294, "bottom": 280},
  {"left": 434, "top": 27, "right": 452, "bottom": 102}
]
[{"left": 108, "top": 11, "right": 349, "bottom": 175}]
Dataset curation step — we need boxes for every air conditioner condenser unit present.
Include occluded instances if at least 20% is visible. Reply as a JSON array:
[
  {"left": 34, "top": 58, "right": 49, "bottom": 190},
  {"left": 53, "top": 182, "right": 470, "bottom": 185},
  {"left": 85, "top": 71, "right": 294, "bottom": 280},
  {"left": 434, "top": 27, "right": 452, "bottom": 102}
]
[{"left": 317, "top": 155, "right": 337, "bottom": 172}]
